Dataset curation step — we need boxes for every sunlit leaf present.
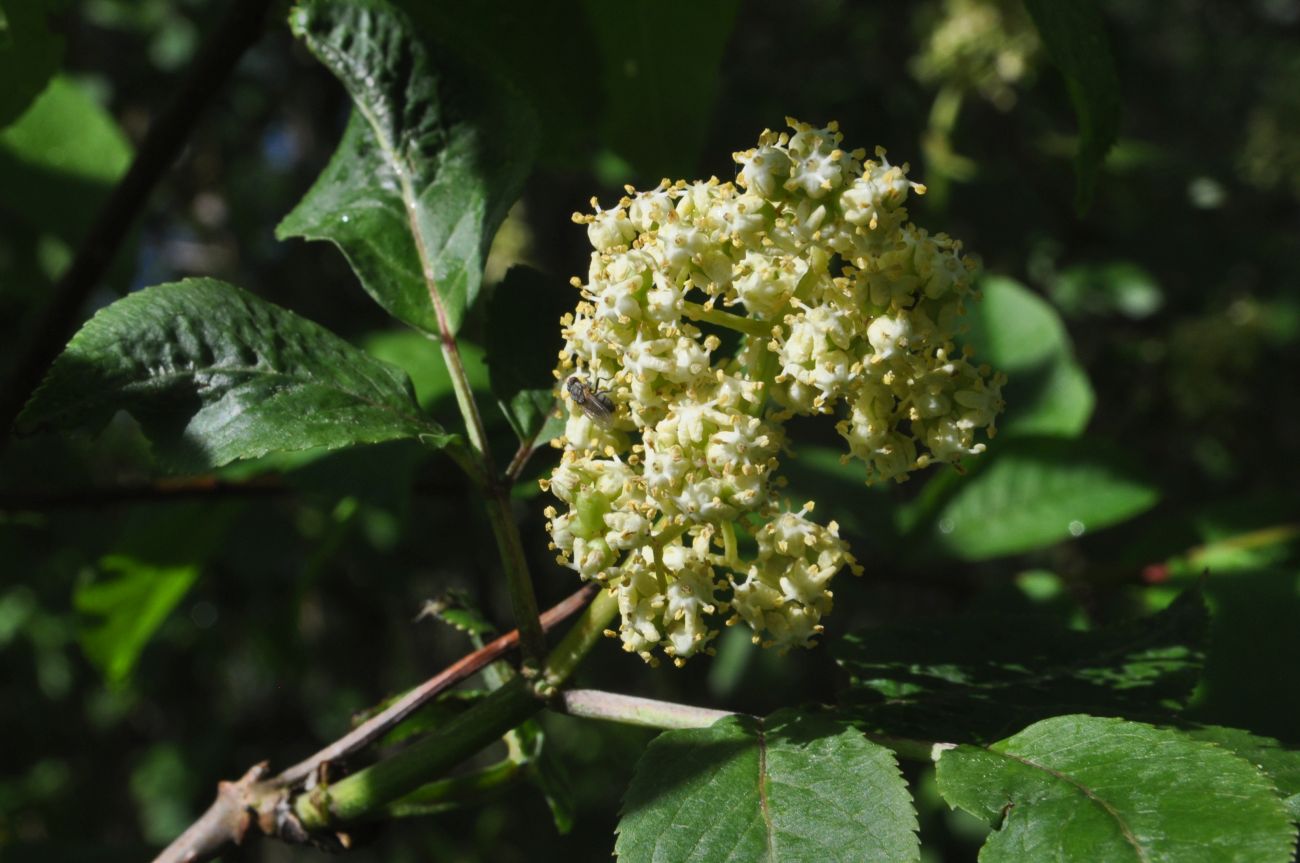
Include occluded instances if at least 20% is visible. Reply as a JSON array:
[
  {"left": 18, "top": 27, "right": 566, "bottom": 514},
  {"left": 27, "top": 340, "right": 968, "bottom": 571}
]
[
  {"left": 616, "top": 710, "right": 919, "bottom": 862},
  {"left": 0, "top": 75, "right": 131, "bottom": 238},
  {"left": 77, "top": 557, "right": 197, "bottom": 686},
  {"left": 362, "top": 328, "right": 489, "bottom": 412},
  {"left": 901, "top": 436, "right": 1159, "bottom": 561},
  {"left": 964, "top": 276, "right": 1093, "bottom": 437}
]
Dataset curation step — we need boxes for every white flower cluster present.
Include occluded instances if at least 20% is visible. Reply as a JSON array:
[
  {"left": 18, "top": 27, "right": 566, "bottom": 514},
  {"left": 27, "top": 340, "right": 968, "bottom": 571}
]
[{"left": 543, "top": 120, "right": 1003, "bottom": 664}]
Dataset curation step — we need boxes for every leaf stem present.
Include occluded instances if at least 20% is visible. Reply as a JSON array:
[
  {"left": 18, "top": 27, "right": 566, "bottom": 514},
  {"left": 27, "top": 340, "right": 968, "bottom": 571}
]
[
  {"left": 396, "top": 171, "right": 545, "bottom": 668},
  {"left": 556, "top": 689, "right": 734, "bottom": 730}
]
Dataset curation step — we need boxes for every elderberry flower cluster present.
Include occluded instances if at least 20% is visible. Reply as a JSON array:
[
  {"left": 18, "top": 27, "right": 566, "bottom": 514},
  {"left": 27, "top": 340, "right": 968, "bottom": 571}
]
[{"left": 542, "top": 120, "right": 1004, "bottom": 664}]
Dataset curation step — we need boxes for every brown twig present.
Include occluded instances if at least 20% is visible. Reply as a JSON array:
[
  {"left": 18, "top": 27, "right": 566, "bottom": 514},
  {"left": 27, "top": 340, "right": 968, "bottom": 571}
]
[
  {"left": 0, "top": 0, "right": 273, "bottom": 441},
  {"left": 274, "top": 582, "right": 596, "bottom": 787},
  {"left": 151, "top": 582, "right": 597, "bottom": 863}
]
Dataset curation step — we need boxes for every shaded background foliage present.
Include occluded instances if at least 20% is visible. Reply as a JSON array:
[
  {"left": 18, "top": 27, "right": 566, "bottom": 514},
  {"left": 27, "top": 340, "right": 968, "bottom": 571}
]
[{"left": 1, "top": 0, "right": 1298, "bottom": 859}]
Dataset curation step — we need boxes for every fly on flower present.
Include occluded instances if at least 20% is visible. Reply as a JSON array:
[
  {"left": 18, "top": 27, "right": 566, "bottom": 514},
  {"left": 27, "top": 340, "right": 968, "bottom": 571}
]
[{"left": 565, "top": 376, "right": 616, "bottom": 426}]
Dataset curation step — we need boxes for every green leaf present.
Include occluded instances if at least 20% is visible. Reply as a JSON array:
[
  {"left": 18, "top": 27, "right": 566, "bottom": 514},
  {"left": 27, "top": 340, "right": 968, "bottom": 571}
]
[
  {"left": 18, "top": 278, "right": 455, "bottom": 471},
  {"left": 582, "top": 0, "right": 740, "bottom": 182},
  {"left": 76, "top": 557, "right": 197, "bottom": 686},
  {"left": 616, "top": 710, "right": 919, "bottom": 863},
  {"left": 1022, "top": 0, "right": 1121, "bottom": 212},
  {"left": 484, "top": 267, "right": 569, "bottom": 443},
  {"left": 362, "top": 328, "right": 489, "bottom": 412},
  {"left": 1183, "top": 725, "right": 1300, "bottom": 818},
  {"left": 834, "top": 589, "right": 1207, "bottom": 743},
  {"left": 415, "top": 588, "right": 496, "bottom": 639},
  {"left": 0, "top": 0, "right": 67, "bottom": 131},
  {"left": 0, "top": 75, "right": 132, "bottom": 238},
  {"left": 277, "top": 0, "right": 536, "bottom": 336},
  {"left": 73, "top": 503, "right": 236, "bottom": 687},
  {"left": 964, "top": 276, "right": 1093, "bottom": 437},
  {"left": 516, "top": 719, "right": 576, "bottom": 835},
  {"left": 936, "top": 715, "right": 1297, "bottom": 862},
  {"left": 386, "top": 2, "right": 599, "bottom": 170},
  {"left": 902, "top": 436, "right": 1159, "bottom": 561}
]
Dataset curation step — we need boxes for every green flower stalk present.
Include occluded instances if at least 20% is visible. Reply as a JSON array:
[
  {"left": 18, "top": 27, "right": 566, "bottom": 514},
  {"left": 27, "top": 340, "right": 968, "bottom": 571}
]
[{"left": 542, "top": 120, "right": 1005, "bottom": 665}]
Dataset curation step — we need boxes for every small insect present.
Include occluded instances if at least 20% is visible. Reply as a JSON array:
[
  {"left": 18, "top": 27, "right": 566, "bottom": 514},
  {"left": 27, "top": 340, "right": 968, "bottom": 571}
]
[{"left": 566, "top": 375, "right": 616, "bottom": 425}]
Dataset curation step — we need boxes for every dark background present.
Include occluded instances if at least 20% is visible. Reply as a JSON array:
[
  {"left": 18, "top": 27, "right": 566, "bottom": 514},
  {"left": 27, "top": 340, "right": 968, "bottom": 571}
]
[{"left": 1, "top": 0, "right": 1297, "bottom": 859}]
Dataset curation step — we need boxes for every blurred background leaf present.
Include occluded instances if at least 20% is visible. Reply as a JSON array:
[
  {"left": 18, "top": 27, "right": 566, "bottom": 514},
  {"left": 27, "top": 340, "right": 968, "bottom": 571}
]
[
  {"left": 900, "top": 436, "right": 1160, "bottom": 562},
  {"left": 1022, "top": 0, "right": 1120, "bottom": 211},
  {"left": 0, "top": 0, "right": 69, "bottom": 130}
]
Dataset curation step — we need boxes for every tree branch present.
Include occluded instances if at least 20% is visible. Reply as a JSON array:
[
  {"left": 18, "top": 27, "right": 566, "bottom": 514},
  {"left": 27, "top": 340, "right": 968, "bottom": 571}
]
[
  {"left": 0, "top": 0, "right": 273, "bottom": 440},
  {"left": 151, "top": 583, "right": 597, "bottom": 863},
  {"left": 275, "top": 583, "right": 595, "bottom": 787}
]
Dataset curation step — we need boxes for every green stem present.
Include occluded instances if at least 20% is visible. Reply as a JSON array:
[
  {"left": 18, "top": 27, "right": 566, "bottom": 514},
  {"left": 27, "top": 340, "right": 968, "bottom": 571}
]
[
  {"left": 296, "top": 676, "right": 539, "bottom": 827},
  {"left": 682, "top": 300, "right": 771, "bottom": 337},
  {"left": 380, "top": 759, "right": 526, "bottom": 819},
  {"left": 743, "top": 335, "right": 777, "bottom": 418},
  {"left": 294, "top": 589, "right": 620, "bottom": 829},
  {"left": 482, "top": 489, "right": 547, "bottom": 668},
  {"left": 383, "top": 112, "right": 545, "bottom": 668},
  {"left": 542, "top": 588, "right": 619, "bottom": 689}
]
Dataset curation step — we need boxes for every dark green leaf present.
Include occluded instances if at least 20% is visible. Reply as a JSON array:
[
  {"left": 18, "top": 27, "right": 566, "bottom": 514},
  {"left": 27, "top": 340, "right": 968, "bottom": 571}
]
[
  {"left": 277, "top": 0, "right": 536, "bottom": 335},
  {"left": 616, "top": 710, "right": 919, "bottom": 862},
  {"left": 936, "top": 715, "right": 1297, "bottom": 862},
  {"left": 781, "top": 444, "right": 901, "bottom": 556},
  {"left": 390, "top": 1, "right": 598, "bottom": 170},
  {"left": 0, "top": 0, "right": 66, "bottom": 131},
  {"left": 484, "top": 267, "right": 569, "bottom": 443},
  {"left": 1023, "top": 0, "right": 1121, "bottom": 212},
  {"left": 964, "top": 276, "right": 1093, "bottom": 437},
  {"left": 516, "top": 719, "right": 576, "bottom": 835},
  {"left": 901, "top": 436, "right": 1159, "bottom": 561},
  {"left": 18, "top": 278, "right": 455, "bottom": 471},
  {"left": 582, "top": 0, "right": 740, "bottom": 182},
  {"left": 834, "top": 589, "right": 1207, "bottom": 743}
]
